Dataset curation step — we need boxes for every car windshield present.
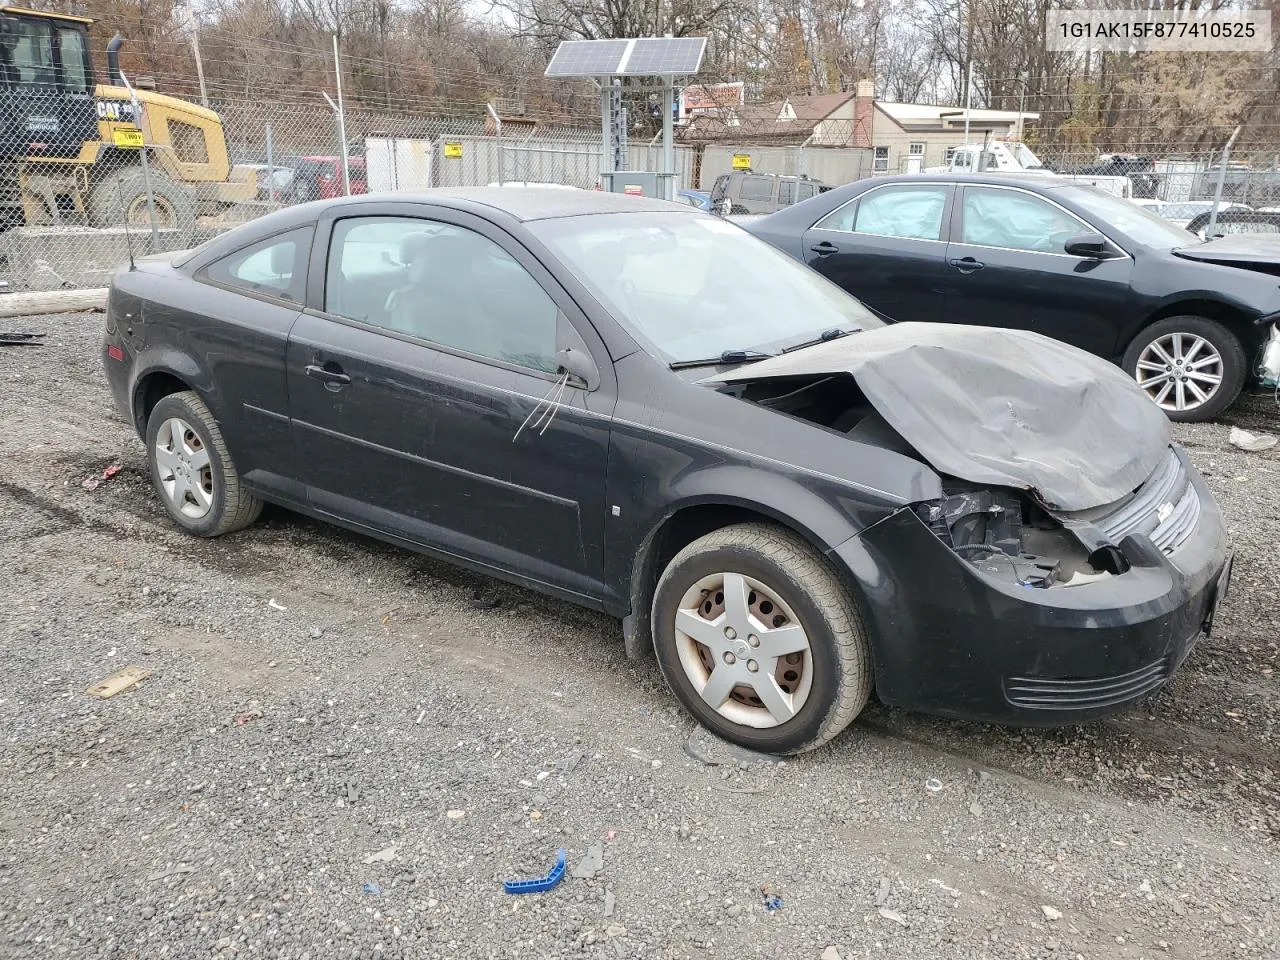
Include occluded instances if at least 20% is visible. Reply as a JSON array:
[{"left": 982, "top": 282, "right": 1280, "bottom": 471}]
[
  {"left": 531, "top": 212, "right": 883, "bottom": 363},
  {"left": 1053, "top": 186, "right": 1198, "bottom": 249}
]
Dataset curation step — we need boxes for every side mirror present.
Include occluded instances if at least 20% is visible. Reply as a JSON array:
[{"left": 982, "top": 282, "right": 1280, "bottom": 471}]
[
  {"left": 1064, "top": 232, "right": 1109, "bottom": 258},
  {"left": 557, "top": 345, "right": 599, "bottom": 391}
]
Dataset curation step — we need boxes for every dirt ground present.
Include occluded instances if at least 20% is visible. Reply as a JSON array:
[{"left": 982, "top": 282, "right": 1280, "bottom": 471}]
[{"left": 1, "top": 312, "right": 1276, "bottom": 960}]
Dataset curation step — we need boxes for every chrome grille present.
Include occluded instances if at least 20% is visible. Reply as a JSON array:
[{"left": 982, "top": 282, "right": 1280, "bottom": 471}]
[
  {"left": 1094, "top": 450, "right": 1199, "bottom": 555},
  {"left": 1004, "top": 657, "right": 1170, "bottom": 711}
]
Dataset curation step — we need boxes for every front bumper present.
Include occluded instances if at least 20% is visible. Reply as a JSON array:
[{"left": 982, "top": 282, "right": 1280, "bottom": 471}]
[{"left": 831, "top": 456, "right": 1231, "bottom": 725}]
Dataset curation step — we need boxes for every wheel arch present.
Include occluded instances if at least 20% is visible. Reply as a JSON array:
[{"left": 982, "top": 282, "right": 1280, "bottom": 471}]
[
  {"left": 620, "top": 495, "right": 871, "bottom": 662},
  {"left": 130, "top": 359, "right": 207, "bottom": 438},
  {"left": 1134, "top": 298, "right": 1267, "bottom": 358}
]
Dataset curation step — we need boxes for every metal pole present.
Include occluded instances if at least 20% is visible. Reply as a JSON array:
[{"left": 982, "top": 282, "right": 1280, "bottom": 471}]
[
  {"left": 190, "top": 28, "right": 209, "bottom": 108},
  {"left": 119, "top": 70, "right": 159, "bottom": 252},
  {"left": 1207, "top": 125, "right": 1241, "bottom": 238},
  {"left": 333, "top": 34, "right": 351, "bottom": 196},
  {"left": 1016, "top": 72, "right": 1027, "bottom": 141},
  {"left": 964, "top": 60, "right": 973, "bottom": 148},
  {"left": 487, "top": 102, "right": 503, "bottom": 185},
  {"left": 661, "top": 77, "right": 674, "bottom": 199},
  {"left": 600, "top": 80, "right": 611, "bottom": 191},
  {"left": 265, "top": 123, "right": 275, "bottom": 204}
]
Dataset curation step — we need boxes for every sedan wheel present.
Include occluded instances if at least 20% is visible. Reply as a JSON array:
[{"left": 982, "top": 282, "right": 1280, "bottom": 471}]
[
  {"left": 652, "top": 523, "right": 872, "bottom": 754},
  {"left": 145, "top": 390, "right": 263, "bottom": 537},
  {"left": 1122, "top": 316, "right": 1246, "bottom": 423},
  {"left": 1134, "top": 333, "right": 1223, "bottom": 414}
]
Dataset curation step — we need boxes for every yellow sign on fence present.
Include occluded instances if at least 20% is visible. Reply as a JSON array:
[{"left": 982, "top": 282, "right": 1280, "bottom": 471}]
[
  {"left": 112, "top": 128, "right": 144, "bottom": 149},
  {"left": 443, "top": 142, "right": 463, "bottom": 159},
  {"left": 731, "top": 153, "right": 751, "bottom": 170}
]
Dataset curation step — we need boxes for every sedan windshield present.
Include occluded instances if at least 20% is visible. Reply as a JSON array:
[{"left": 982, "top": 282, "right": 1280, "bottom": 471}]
[
  {"left": 1053, "top": 185, "right": 1198, "bottom": 249},
  {"left": 531, "top": 212, "right": 882, "bottom": 363}
]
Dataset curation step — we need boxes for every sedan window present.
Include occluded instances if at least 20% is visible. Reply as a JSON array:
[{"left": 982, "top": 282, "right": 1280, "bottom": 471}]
[
  {"left": 816, "top": 185, "right": 948, "bottom": 240},
  {"left": 200, "top": 227, "right": 311, "bottom": 302},
  {"left": 960, "top": 188, "right": 1086, "bottom": 253},
  {"left": 325, "top": 216, "right": 559, "bottom": 374}
]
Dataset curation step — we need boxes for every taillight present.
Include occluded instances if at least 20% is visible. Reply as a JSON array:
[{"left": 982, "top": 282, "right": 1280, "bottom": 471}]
[{"left": 107, "top": 344, "right": 124, "bottom": 361}]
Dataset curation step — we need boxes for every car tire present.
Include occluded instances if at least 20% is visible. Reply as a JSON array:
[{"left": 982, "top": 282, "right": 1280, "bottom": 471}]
[
  {"left": 89, "top": 168, "right": 197, "bottom": 233},
  {"left": 145, "top": 391, "right": 262, "bottom": 537},
  {"left": 1122, "top": 316, "right": 1247, "bottom": 422},
  {"left": 651, "top": 523, "right": 872, "bottom": 755}
]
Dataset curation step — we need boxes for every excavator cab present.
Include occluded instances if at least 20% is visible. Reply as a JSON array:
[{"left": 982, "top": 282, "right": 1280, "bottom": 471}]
[{"left": 0, "top": 7, "right": 98, "bottom": 163}]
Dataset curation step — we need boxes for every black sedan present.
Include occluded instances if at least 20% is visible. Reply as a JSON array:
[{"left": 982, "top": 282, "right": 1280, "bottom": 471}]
[
  {"left": 102, "top": 189, "right": 1230, "bottom": 754},
  {"left": 747, "top": 174, "right": 1280, "bottom": 421}
]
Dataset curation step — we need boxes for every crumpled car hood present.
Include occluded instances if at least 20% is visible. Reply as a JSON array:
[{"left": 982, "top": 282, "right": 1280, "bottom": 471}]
[{"left": 705, "top": 322, "right": 1171, "bottom": 511}]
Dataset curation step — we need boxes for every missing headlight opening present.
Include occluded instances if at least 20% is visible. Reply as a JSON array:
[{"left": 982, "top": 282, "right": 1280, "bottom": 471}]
[{"left": 915, "top": 484, "right": 1128, "bottom": 588}]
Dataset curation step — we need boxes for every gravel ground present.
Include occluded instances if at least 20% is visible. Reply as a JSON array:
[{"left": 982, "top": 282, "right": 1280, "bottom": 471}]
[{"left": 1, "top": 312, "right": 1277, "bottom": 960}]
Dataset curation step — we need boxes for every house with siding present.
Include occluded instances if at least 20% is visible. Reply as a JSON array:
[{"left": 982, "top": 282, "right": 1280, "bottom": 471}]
[{"left": 681, "top": 80, "right": 1038, "bottom": 177}]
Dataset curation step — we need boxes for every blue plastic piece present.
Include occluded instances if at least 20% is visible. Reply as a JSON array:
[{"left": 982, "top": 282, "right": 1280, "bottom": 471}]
[
  {"left": 362, "top": 882, "right": 381, "bottom": 895},
  {"left": 764, "top": 895, "right": 783, "bottom": 911},
  {"left": 503, "top": 848, "right": 567, "bottom": 894}
]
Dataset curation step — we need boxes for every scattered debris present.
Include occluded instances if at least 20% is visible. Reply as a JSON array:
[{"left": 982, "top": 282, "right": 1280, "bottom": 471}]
[
  {"left": 1041, "top": 905, "right": 1063, "bottom": 921},
  {"left": 821, "top": 948, "right": 842, "bottom": 960},
  {"left": 362, "top": 847, "right": 396, "bottom": 865},
  {"left": 446, "top": 809, "right": 466, "bottom": 820},
  {"left": 709, "top": 783, "right": 767, "bottom": 795},
  {"left": 557, "top": 752, "right": 586, "bottom": 773},
  {"left": 968, "top": 801, "right": 984, "bottom": 816},
  {"left": 603, "top": 889, "right": 616, "bottom": 917},
  {"left": 268, "top": 599, "right": 288, "bottom": 612},
  {"left": 761, "top": 884, "right": 783, "bottom": 911},
  {"left": 683, "top": 725, "right": 778, "bottom": 767},
  {"left": 878, "top": 907, "right": 908, "bottom": 927},
  {"left": 536, "top": 770, "right": 552, "bottom": 781},
  {"left": 87, "top": 665, "right": 151, "bottom": 699},
  {"left": 345, "top": 781, "right": 359, "bottom": 803},
  {"left": 925, "top": 777, "right": 944, "bottom": 793},
  {"left": 503, "top": 848, "right": 566, "bottom": 894},
  {"left": 1229, "top": 426, "right": 1277, "bottom": 452},
  {"left": 875, "top": 877, "right": 891, "bottom": 907},
  {"left": 605, "top": 923, "right": 626, "bottom": 937},
  {"left": 145, "top": 864, "right": 194, "bottom": 882},
  {"left": 470, "top": 586, "right": 501, "bottom": 609},
  {"left": 529, "top": 810, "right": 543, "bottom": 821},
  {"left": 362, "top": 882, "right": 381, "bottom": 895},
  {"left": 0, "top": 331, "right": 45, "bottom": 346},
  {"left": 232, "top": 706, "right": 262, "bottom": 726},
  {"left": 571, "top": 843, "right": 604, "bottom": 879},
  {"left": 605, "top": 829, "right": 617, "bottom": 842},
  {"left": 81, "top": 464, "right": 123, "bottom": 491}
]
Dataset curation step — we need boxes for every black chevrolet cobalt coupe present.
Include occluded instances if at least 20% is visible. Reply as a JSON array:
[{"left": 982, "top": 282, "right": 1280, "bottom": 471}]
[{"left": 103, "top": 189, "right": 1232, "bottom": 754}]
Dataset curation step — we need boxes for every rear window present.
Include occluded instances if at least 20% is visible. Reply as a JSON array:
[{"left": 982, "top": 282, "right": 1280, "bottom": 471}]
[{"left": 739, "top": 177, "right": 773, "bottom": 202}]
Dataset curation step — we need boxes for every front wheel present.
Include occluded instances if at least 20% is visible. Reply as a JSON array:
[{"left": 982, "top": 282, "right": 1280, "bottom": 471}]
[
  {"left": 651, "top": 523, "right": 872, "bottom": 755},
  {"left": 1122, "top": 316, "right": 1246, "bottom": 422}
]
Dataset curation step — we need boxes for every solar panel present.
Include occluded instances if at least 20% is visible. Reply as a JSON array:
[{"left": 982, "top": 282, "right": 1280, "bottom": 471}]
[
  {"left": 544, "top": 40, "right": 631, "bottom": 77},
  {"left": 619, "top": 37, "right": 706, "bottom": 76},
  {"left": 544, "top": 37, "right": 707, "bottom": 77}
]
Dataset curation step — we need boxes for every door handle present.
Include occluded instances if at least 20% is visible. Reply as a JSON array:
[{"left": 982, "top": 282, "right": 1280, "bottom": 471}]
[
  {"left": 304, "top": 363, "right": 351, "bottom": 390},
  {"left": 809, "top": 241, "right": 839, "bottom": 256},
  {"left": 949, "top": 257, "right": 984, "bottom": 273}
]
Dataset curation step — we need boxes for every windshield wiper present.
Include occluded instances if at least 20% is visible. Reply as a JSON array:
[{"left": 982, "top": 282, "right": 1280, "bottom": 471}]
[
  {"left": 669, "top": 349, "right": 775, "bottom": 370},
  {"left": 781, "top": 326, "right": 856, "bottom": 354}
]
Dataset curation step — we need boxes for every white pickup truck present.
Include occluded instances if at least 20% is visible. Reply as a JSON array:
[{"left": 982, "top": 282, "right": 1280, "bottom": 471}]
[{"left": 925, "top": 141, "right": 1134, "bottom": 198}]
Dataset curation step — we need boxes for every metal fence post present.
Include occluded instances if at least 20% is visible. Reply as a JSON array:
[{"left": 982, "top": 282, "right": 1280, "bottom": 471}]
[
  {"left": 333, "top": 34, "right": 351, "bottom": 196},
  {"left": 487, "top": 103, "right": 504, "bottom": 184},
  {"left": 1207, "top": 125, "right": 1241, "bottom": 238},
  {"left": 266, "top": 123, "right": 275, "bottom": 203}
]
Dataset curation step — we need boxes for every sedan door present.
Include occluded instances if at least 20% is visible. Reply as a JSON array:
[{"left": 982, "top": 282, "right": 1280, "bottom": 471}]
[
  {"left": 800, "top": 182, "right": 954, "bottom": 323},
  {"left": 945, "top": 185, "right": 1135, "bottom": 358},
  {"left": 286, "top": 205, "right": 616, "bottom": 603}
]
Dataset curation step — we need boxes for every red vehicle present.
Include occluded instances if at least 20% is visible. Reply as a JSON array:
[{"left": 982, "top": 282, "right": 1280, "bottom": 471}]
[{"left": 292, "top": 156, "right": 367, "bottom": 202}]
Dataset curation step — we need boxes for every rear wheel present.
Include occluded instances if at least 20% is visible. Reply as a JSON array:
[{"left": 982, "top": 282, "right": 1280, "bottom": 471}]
[
  {"left": 145, "top": 391, "right": 262, "bottom": 537},
  {"left": 651, "top": 523, "right": 872, "bottom": 754},
  {"left": 1122, "top": 316, "right": 1246, "bottom": 422}
]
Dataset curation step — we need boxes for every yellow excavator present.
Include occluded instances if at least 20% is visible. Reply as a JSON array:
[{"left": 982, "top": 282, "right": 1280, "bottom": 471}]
[{"left": 0, "top": 6, "right": 255, "bottom": 230}]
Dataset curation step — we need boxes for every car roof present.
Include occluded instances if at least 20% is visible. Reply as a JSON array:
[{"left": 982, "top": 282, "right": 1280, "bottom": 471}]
[
  {"left": 323, "top": 187, "right": 694, "bottom": 221},
  {"left": 866, "top": 173, "right": 1083, "bottom": 190}
]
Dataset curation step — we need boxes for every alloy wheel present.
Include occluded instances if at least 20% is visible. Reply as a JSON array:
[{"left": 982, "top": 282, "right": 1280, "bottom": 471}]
[
  {"left": 154, "top": 417, "right": 214, "bottom": 519},
  {"left": 1134, "top": 332, "right": 1224, "bottom": 413}
]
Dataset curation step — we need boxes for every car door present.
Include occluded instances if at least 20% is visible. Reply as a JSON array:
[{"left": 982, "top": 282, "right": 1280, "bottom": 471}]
[
  {"left": 285, "top": 204, "right": 615, "bottom": 602},
  {"left": 945, "top": 184, "right": 1135, "bottom": 358},
  {"left": 185, "top": 225, "right": 313, "bottom": 497},
  {"left": 800, "top": 182, "right": 954, "bottom": 322}
]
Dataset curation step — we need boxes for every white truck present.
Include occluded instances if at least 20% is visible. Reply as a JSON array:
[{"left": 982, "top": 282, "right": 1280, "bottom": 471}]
[{"left": 925, "top": 140, "right": 1133, "bottom": 198}]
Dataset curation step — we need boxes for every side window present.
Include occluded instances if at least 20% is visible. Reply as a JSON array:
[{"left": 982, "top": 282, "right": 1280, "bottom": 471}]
[
  {"left": 56, "top": 27, "right": 88, "bottom": 93},
  {"left": 960, "top": 188, "right": 1088, "bottom": 253},
  {"left": 200, "top": 227, "right": 311, "bottom": 302},
  {"left": 0, "top": 17, "right": 55, "bottom": 86},
  {"left": 816, "top": 186, "right": 948, "bottom": 240},
  {"left": 796, "top": 182, "right": 816, "bottom": 201},
  {"left": 778, "top": 180, "right": 796, "bottom": 205},
  {"left": 739, "top": 176, "right": 773, "bottom": 202},
  {"left": 325, "top": 216, "right": 559, "bottom": 374}
]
